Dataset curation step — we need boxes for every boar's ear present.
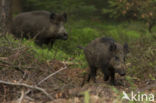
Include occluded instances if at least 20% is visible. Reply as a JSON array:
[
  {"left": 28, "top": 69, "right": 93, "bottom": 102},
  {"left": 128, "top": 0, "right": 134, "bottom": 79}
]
[
  {"left": 123, "top": 43, "right": 129, "bottom": 54},
  {"left": 109, "top": 42, "right": 116, "bottom": 51},
  {"left": 50, "top": 12, "right": 56, "bottom": 20},
  {"left": 62, "top": 13, "right": 67, "bottom": 22}
]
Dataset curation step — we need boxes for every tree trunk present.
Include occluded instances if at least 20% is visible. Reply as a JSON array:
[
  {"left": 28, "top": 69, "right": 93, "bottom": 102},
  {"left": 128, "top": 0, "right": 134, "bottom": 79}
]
[{"left": 0, "top": 0, "right": 12, "bottom": 36}]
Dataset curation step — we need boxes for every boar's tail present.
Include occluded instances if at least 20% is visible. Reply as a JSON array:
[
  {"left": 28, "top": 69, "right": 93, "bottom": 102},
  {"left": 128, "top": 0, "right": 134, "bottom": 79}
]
[{"left": 77, "top": 45, "right": 85, "bottom": 49}]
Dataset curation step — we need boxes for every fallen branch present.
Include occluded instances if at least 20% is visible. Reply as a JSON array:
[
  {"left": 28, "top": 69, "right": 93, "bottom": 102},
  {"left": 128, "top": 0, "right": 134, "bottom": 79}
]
[
  {"left": 0, "top": 80, "right": 53, "bottom": 100},
  {"left": 25, "top": 65, "right": 67, "bottom": 97},
  {"left": 62, "top": 61, "right": 78, "bottom": 65},
  {"left": 18, "top": 90, "right": 24, "bottom": 103},
  {"left": 38, "top": 66, "right": 67, "bottom": 85},
  {"left": 24, "top": 96, "right": 34, "bottom": 101}
]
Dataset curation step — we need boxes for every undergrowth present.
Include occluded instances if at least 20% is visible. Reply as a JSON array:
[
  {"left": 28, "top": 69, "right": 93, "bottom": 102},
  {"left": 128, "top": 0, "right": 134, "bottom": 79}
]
[{"left": 0, "top": 19, "right": 156, "bottom": 80}]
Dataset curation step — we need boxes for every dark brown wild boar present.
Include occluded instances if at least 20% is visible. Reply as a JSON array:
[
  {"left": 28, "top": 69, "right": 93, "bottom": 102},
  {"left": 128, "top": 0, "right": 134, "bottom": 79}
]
[
  {"left": 81, "top": 37, "right": 129, "bottom": 86},
  {"left": 10, "top": 10, "right": 68, "bottom": 45}
]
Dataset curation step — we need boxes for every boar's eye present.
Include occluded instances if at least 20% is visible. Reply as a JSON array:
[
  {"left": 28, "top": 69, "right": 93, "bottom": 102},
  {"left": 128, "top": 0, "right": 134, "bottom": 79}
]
[{"left": 109, "top": 42, "right": 116, "bottom": 51}]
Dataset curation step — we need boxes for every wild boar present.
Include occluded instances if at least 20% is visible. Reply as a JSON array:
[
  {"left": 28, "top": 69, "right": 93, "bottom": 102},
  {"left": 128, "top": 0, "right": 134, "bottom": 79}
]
[
  {"left": 81, "top": 37, "right": 128, "bottom": 86},
  {"left": 10, "top": 10, "right": 68, "bottom": 45}
]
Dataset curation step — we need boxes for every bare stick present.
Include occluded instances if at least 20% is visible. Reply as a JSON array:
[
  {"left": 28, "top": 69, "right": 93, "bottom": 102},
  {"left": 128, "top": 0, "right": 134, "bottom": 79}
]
[
  {"left": 62, "top": 61, "right": 78, "bottom": 65},
  {"left": 18, "top": 90, "right": 24, "bottom": 103},
  {"left": 0, "top": 80, "right": 53, "bottom": 100},
  {"left": 37, "top": 66, "right": 67, "bottom": 85},
  {"left": 24, "top": 96, "right": 34, "bottom": 101},
  {"left": 25, "top": 66, "right": 67, "bottom": 96}
]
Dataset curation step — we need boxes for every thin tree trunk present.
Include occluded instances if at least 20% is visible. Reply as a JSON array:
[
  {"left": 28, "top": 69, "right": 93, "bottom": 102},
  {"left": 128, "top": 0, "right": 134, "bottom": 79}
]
[{"left": 0, "top": 0, "right": 12, "bottom": 36}]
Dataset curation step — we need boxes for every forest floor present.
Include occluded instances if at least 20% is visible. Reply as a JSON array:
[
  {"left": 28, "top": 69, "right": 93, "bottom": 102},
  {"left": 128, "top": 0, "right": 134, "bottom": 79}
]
[
  {"left": 0, "top": 59, "right": 156, "bottom": 103},
  {"left": 0, "top": 34, "right": 156, "bottom": 103}
]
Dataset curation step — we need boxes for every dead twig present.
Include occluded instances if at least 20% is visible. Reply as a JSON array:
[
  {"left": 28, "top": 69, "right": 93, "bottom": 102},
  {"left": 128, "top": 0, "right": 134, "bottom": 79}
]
[
  {"left": 62, "top": 61, "right": 78, "bottom": 66},
  {"left": 24, "top": 96, "right": 34, "bottom": 101},
  {"left": 0, "top": 80, "right": 53, "bottom": 100},
  {"left": 25, "top": 65, "right": 67, "bottom": 97},
  {"left": 18, "top": 90, "right": 24, "bottom": 103},
  {"left": 38, "top": 66, "right": 67, "bottom": 85}
]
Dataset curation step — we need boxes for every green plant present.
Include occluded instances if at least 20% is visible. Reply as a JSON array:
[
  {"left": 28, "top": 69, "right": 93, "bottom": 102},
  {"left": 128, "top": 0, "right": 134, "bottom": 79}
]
[{"left": 83, "top": 91, "right": 90, "bottom": 103}]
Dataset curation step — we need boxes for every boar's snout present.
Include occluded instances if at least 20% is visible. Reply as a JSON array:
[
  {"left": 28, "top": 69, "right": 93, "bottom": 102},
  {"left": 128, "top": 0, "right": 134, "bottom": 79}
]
[
  {"left": 119, "top": 70, "right": 126, "bottom": 76},
  {"left": 115, "top": 64, "right": 126, "bottom": 76}
]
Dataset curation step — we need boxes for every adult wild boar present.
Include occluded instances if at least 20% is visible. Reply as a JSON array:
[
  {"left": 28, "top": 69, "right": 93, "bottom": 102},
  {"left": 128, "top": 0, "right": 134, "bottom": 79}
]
[
  {"left": 10, "top": 10, "right": 68, "bottom": 45},
  {"left": 81, "top": 37, "right": 128, "bottom": 86}
]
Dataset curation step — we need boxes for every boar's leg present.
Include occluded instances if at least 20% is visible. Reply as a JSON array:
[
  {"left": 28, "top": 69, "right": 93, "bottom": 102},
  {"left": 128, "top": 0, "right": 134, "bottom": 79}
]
[
  {"left": 103, "top": 70, "right": 110, "bottom": 81},
  {"left": 104, "top": 74, "right": 109, "bottom": 81},
  {"left": 87, "top": 65, "right": 97, "bottom": 83},
  {"left": 101, "top": 65, "right": 110, "bottom": 81},
  {"left": 81, "top": 65, "right": 97, "bottom": 86},
  {"left": 35, "top": 38, "right": 55, "bottom": 46},
  {"left": 109, "top": 68, "right": 116, "bottom": 85},
  {"left": 86, "top": 74, "right": 90, "bottom": 82},
  {"left": 110, "top": 72, "right": 115, "bottom": 85},
  {"left": 43, "top": 38, "right": 55, "bottom": 45}
]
